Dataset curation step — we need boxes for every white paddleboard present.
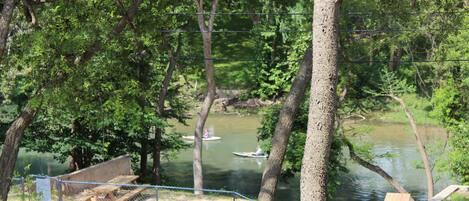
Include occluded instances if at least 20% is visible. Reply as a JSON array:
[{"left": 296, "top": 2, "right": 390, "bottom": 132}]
[
  {"left": 182, "top": 136, "right": 222, "bottom": 141},
  {"left": 233, "top": 152, "right": 268, "bottom": 158}
]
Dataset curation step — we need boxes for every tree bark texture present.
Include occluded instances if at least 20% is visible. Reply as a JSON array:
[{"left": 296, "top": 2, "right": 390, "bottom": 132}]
[
  {"left": 153, "top": 35, "right": 181, "bottom": 184},
  {"left": 140, "top": 137, "right": 148, "bottom": 176},
  {"left": 0, "top": 107, "right": 37, "bottom": 201},
  {"left": 388, "top": 46, "right": 402, "bottom": 71},
  {"left": 0, "top": 0, "right": 18, "bottom": 60},
  {"left": 300, "top": 1, "right": 341, "bottom": 200},
  {"left": 257, "top": 46, "right": 312, "bottom": 201},
  {"left": 192, "top": 0, "right": 218, "bottom": 195},
  {"left": 389, "top": 94, "right": 434, "bottom": 199}
]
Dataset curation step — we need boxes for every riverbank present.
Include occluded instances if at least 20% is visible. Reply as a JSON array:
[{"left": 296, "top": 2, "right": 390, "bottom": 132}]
[{"left": 202, "top": 93, "right": 440, "bottom": 126}]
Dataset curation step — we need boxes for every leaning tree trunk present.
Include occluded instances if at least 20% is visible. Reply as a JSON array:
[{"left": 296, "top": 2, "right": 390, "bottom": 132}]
[
  {"left": 0, "top": 0, "right": 18, "bottom": 60},
  {"left": 343, "top": 138, "right": 410, "bottom": 194},
  {"left": 153, "top": 34, "right": 181, "bottom": 184},
  {"left": 0, "top": 1, "right": 142, "bottom": 199},
  {"left": 389, "top": 94, "right": 434, "bottom": 199},
  {"left": 257, "top": 46, "right": 312, "bottom": 201},
  {"left": 0, "top": 107, "right": 37, "bottom": 201},
  {"left": 300, "top": 0, "right": 341, "bottom": 201},
  {"left": 192, "top": 0, "right": 218, "bottom": 195}
]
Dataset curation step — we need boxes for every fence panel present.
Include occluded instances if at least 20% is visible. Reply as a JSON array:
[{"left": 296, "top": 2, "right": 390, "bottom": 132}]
[
  {"left": 10, "top": 176, "right": 252, "bottom": 201},
  {"left": 58, "top": 179, "right": 253, "bottom": 201}
]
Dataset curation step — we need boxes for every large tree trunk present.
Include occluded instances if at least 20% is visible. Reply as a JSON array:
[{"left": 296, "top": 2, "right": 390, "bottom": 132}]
[
  {"left": 140, "top": 135, "right": 148, "bottom": 176},
  {"left": 192, "top": 0, "right": 218, "bottom": 195},
  {"left": 388, "top": 94, "right": 434, "bottom": 199},
  {"left": 0, "top": 2, "right": 142, "bottom": 199},
  {"left": 388, "top": 46, "right": 402, "bottom": 71},
  {"left": 0, "top": 0, "right": 18, "bottom": 60},
  {"left": 257, "top": 46, "right": 312, "bottom": 201},
  {"left": 300, "top": 1, "right": 341, "bottom": 200},
  {"left": 153, "top": 35, "right": 181, "bottom": 184},
  {"left": 0, "top": 107, "right": 37, "bottom": 201}
]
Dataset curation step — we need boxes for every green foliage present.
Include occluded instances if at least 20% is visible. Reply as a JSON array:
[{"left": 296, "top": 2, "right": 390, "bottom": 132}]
[
  {"left": 429, "top": 16, "right": 469, "bottom": 185},
  {"left": 432, "top": 82, "right": 469, "bottom": 184},
  {"left": 1, "top": 0, "right": 191, "bottom": 171},
  {"left": 258, "top": 100, "right": 347, "bottom": 195},
  {"left": 11, "top": 165, "right": 41, "bottom": 201}
]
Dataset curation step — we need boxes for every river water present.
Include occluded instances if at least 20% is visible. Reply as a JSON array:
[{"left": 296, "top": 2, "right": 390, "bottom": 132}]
[{"left": 14, "top": 114, "right": 452, "bottom": 201}]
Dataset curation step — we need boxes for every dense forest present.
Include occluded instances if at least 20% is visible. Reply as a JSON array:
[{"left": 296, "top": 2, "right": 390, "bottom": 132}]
[{"left": 0, "top": 0, "right": 468, "bottom": 201}]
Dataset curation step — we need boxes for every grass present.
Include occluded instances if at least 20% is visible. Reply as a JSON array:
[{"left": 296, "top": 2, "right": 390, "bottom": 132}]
[{"left": 446, "top": 193, "right": 469, "bottom": 201}]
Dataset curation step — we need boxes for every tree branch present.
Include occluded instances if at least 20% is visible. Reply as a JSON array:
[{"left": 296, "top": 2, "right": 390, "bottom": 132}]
[
  {"left": 77, "top": 0, "right": 142, "bottom": 65},
  {"left": 0, "top": 0, "right": 19, "bottom": 60},
  {"left": 22, "top": 0, "right": 37, "bottom": 25},
  {"left": 387, "top": 94, "right": 434, "bottom": 199},
  {"left": 343, "top": 138, "right": 411, "bottom": 195},
  {"left": 208, "top": 0, "right": 219, "bottom": 31},
  {"left": 194, "top": 0, "right": 208, "bottom": 32}
]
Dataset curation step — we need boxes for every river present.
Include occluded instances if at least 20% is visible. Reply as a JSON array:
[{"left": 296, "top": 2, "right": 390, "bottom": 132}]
[{"left": 14, "top": 114, "right": 452, "bottom": 200}]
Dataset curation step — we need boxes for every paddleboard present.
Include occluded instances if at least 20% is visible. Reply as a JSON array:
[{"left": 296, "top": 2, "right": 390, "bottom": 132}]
[
  {"left": 233, "top": 152, "right": 268, "bottom": 158},
  {"left": 182, "top": 136, "right": 222, "bottom": 141}
]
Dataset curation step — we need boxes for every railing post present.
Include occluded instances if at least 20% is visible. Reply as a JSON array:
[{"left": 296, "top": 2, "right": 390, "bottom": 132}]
[
  {"left": 155, "top": 187, "right": 159, "bottom": 201},
  {"left": 20, "top": 177, "right": 25, "bottom": 198},
  {"left": 55, "top": 179, "right": 63, "bottom": 201}
]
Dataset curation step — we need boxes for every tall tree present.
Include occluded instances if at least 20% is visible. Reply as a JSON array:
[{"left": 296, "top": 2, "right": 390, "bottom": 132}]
[
  {"left": 192, "top": 0, "right": 218, "bottom": 194},
  {"left": 0, "top": 0, "right": 18, "bottom": 60},
  {"left": 258, "top": 46, "right": 312, "bottom": 201},
  {"left": 153, "top": 34, "right": 182, "bottom": 184},
  {"left": 0, "top": 1, "right": 142, "bottom": 199},
  {"left": 300, "top": 0, "right": 341, "bottom": 200}
]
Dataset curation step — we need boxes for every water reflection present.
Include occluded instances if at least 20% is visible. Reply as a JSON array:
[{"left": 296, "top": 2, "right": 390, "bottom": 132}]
[
  {"left": 14, "top": 149, "right": 68, "bottom": 176},
  {"left": 164, "top": 115, "right": 451, "bottom": 201}
]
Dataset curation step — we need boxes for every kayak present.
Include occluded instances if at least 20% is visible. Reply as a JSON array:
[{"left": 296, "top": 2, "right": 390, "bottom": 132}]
[
  {"left": 232, "top": 152, "right": 268, "bottom": 158},
  {"left": 182, "top": 136, "right": 222, "bottom": 141}
]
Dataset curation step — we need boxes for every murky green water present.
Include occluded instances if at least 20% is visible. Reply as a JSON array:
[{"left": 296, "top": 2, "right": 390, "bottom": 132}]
[{"left": 14, "top": 114, "right": 452, "bottom": 201}]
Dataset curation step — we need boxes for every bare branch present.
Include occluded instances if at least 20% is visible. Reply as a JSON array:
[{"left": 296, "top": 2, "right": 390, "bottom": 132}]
[
  {"left": 193, "top": 0, "right": 208, "bottom": 32},
  {"left": 208, "top": 0, "right": 219, "bottom": 31},
  {"left": 344, "top": 138, "right": 411, "bottom": 195},
  {"left": 387, "top": 94, "right": 434, "bottom": 199}
]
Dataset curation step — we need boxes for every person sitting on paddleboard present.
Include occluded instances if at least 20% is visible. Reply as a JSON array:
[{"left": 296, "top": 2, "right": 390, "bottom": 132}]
[
  {"left": 254, "top": 146, "right": 264, "bottom": 156},
  {"left": 203, "top": 128, "right": 209, "bottom": 139}
]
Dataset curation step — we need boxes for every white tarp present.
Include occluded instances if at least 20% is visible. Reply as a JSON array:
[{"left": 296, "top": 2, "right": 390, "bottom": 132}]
[{"left": 35, "top": 178, "right": 52, "bottom": 201}]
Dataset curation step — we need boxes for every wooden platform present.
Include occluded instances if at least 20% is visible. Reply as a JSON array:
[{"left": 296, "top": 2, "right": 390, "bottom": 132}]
[
  {"left": 90, "top": 175, "right": 139, "bottom": 194},
  {"left": 77, "top": 175, "right": 139, "bottom": 201}
]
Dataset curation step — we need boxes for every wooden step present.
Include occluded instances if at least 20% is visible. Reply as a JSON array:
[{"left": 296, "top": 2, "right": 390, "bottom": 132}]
[{"left": 115, "top": 188, "right": 146, "bottom": 201}]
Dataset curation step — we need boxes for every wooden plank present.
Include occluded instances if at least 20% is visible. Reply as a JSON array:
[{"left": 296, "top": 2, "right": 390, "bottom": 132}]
[
  {"left": 91, "top": 175, "right": 139, "bottom": 194},
  {"left": 115, "top": 188, "right": 146, "bottom": 201},
  {"left": 431, "top": 185, "right": 468, "bottom": 201},
  {"left": 384, "top": 193, "right": 412, "bottom": 201}
]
